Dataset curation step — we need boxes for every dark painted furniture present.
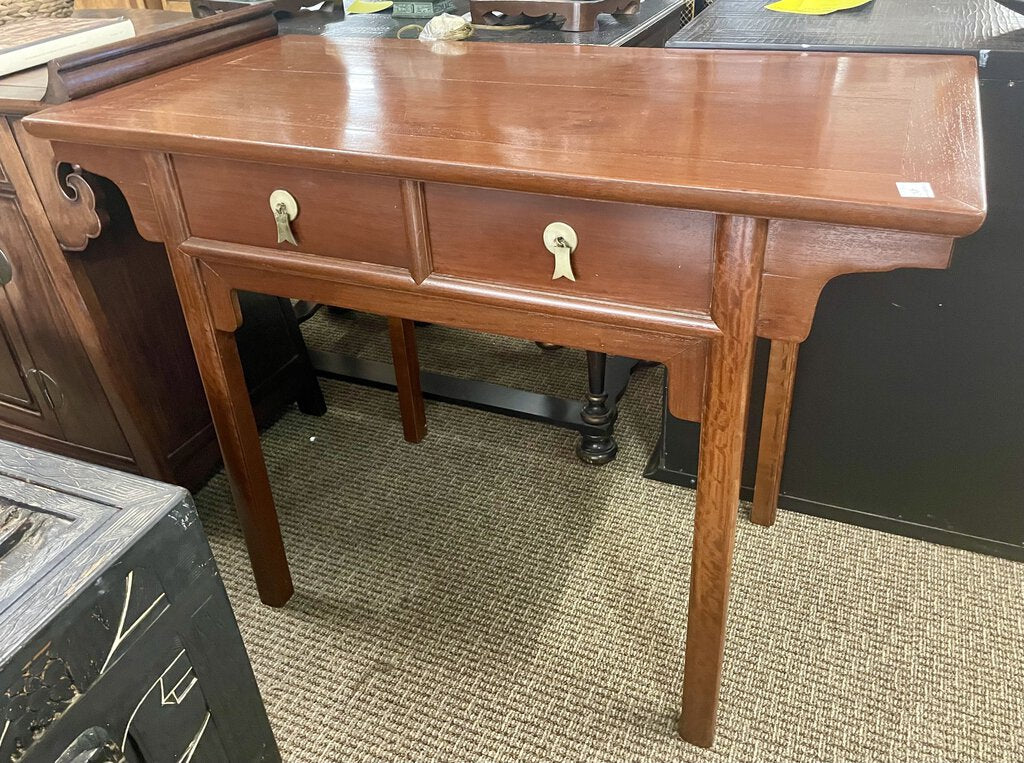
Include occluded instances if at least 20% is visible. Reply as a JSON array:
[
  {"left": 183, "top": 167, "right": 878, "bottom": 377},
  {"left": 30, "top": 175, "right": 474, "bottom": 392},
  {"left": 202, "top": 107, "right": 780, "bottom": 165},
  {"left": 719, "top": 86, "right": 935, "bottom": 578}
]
[
  {"left": 652, "top": 0, "right": 1024, "bottom": 561},
  {"left": 0, "top": 441, "right": 278, "bottom": 762},
  {"left": 0, "top": 9, "right": 324, "bottom": 494}
]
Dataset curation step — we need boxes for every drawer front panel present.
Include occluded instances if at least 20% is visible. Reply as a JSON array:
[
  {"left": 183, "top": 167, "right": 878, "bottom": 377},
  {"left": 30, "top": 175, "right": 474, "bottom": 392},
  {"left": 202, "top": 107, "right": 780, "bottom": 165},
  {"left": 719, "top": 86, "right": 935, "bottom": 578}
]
[
  {"left": 175, "top": 156, "right": 410, "bottom": 268},
  {"left": 425, "top": 184, "right": 715, "bottom": 312}
]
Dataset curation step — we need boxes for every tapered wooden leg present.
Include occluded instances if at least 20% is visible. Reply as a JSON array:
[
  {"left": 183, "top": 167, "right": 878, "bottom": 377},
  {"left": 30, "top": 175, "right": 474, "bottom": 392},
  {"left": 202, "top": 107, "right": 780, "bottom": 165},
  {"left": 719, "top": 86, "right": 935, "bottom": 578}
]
[
  {"left": 678, "top": 215, "right": 767, "bottom": 747},
  {"left": 388, "top": 317, "right": 427, "bottom": 443},
  {"left": 167, "top": 252, "right": 292, "bottom": 606},
  {"left": 752, "top": 340, "right": 799, "bottom": 527},
  {"left": 275, "top": 297, "right": 327, "bottom": 416},
  {"left": 144, "top": 152, "right": 292, "bottom": 606}
]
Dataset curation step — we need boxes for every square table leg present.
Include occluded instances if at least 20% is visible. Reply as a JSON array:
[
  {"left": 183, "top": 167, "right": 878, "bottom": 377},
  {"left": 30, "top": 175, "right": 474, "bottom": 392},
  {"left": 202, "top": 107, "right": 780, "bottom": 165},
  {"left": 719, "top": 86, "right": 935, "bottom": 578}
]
[
  {"left": 387, "top": 317, "right": 427, "bottom": 443},
  {"left": 752, "top": 339, "right": 800, "bottom": 526},
  {"left": 172, "top": 251, "right": 293, "bottom": 606},
  {"left": 678, "top": 215, "right": 767, "bottom": 746},
  {"left": 145, "top": 153, "right": 293, "bottom": 607}
]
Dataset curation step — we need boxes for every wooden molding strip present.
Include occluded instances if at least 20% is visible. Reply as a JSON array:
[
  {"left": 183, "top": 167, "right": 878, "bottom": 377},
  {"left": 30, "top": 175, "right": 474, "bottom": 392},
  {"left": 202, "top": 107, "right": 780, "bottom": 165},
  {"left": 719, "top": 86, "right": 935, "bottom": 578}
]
[
  {"left": 400, "top": 179, "right": 433, "bottom": 285},
  {"left": 179, "top": 236, "right": 723, "bottom": 340},
  {"left": 44, "top": 6, "right": 278, "bottom": 104}
]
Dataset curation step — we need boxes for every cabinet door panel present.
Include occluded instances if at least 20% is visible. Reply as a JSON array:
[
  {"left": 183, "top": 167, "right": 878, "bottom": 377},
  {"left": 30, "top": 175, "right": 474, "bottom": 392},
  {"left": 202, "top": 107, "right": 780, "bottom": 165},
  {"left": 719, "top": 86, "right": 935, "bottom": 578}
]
[
  {"left": 0, "top": 198, "right": 61, "bottom": 436},
  {"left": 0, "top": 191, "right": 129, "bottom": 456},
  {"left": 0, "top": 325, "right": 33, "bottom": 409}
]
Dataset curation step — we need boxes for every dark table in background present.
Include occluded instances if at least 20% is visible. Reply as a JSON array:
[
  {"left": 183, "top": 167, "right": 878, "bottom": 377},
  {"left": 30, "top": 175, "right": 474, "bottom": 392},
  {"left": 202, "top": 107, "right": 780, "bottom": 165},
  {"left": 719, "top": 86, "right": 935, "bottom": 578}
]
[
  {"left": 283, "top": 0, "right": 688, "bottom": 46},
  {"left": 649, "top": 0, "right": 1024, "bottom": 561}
]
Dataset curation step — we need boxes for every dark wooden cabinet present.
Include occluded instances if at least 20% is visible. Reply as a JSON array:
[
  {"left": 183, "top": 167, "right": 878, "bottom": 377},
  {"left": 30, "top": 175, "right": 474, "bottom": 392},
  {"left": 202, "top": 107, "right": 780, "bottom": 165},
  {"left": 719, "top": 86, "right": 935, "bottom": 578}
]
[
  {"left": 0, "top": 137, "right": 131, "bottom": 461},
  {"left": 0, "top": 11, "right": 323, "bottom": 490}
]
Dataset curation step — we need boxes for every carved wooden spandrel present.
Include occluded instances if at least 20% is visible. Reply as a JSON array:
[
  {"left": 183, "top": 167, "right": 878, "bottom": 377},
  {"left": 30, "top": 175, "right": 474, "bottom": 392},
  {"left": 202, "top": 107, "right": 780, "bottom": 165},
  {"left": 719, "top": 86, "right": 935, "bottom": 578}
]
[
  {"left": 758, "top": 220, "right": 955, "bottom": 342},
  {"left": 10, "top": 120, "right": 102, "bottom": 252},
  {"left": 47, "top": 142, "right": 162, "bottom": 244}
]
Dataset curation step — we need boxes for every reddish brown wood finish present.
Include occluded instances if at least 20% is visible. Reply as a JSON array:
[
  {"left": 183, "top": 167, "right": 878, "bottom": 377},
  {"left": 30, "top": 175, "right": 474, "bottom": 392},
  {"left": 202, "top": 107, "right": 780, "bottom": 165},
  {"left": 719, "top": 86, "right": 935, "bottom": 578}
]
[
  {"left": 0, "top": 119, "right": 135, "bottom": 465},
  {"left": 752, "top": 340, "right": 799, "bottom": 527},
  {"left": 146, "top": 151, "right": 293, "bottom": 605},
  {"left": 388, "top": 317, "right": 427, "bottom": 443},
  {"left": 680, "top": 215, "right": 766, "bottom": 747},
  {"left": 0, "top": 11, "right": 188, "bottom": 116},
  {"left": 24, "top": 37, "right": 986, "bottom": 747},
  {"left": 400, "top": 179, "right": 432, "bottom": 285},
  {"left": 176, "top": 156, "right": 410, "bottom": 268},
  {"left": 759, "top": 221, "right": 955, "bottom": 343},
  {"left": 44, "top": 5, "right": 277, "bottom": 104},
  {"left": 27, "top": 38, "right": 985, "bottom": 236},
  {"left": 426, "top": 184, "right": 714, "bottom": 312},
  {"left": 50, "top": 141, "right": 163, "bottom": 242},
  {"left": 0, "top": 10, "right": 319, "bottom": 495},
  {"left": 11, "top": 120, "right": 101, "bottom": 252}
]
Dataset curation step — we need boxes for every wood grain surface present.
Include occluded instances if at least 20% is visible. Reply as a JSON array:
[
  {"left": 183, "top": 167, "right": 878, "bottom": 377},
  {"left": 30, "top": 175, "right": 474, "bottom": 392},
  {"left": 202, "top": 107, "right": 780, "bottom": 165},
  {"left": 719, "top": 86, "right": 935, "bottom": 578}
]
[
  {"left": 21, "top": 35, "right": 987, "bottom": 748},
  {"left": 27, "top": 37, "right": 985, "bottom": 236},
  {"left": 680, "top": 215, "right": 766, "bottom": 747},
  {"left": 752, "top": 339, "right": 800, "bottom": 526},
  {"left": 425, "top": 184, "right": 715, "bottom": 312},
  {"left": 176, "top": 155, "right": 409, "bottom": 267}
]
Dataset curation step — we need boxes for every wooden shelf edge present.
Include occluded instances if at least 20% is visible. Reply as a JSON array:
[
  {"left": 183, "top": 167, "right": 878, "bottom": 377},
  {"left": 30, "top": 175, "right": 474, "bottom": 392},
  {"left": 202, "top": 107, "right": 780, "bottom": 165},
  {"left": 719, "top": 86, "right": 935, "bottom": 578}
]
[{"left": 45, "top": 5, "right": 278, "bottom": 104}]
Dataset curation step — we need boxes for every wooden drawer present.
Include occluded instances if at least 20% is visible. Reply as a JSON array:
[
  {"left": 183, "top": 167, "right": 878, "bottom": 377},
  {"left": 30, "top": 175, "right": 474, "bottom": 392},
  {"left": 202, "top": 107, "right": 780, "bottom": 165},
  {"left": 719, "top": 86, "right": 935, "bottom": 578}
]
[
  {"left": 175, "top": 156, "right": 410, "bottom": 268},
  {"left": 424, "top": 184, "right": 715, "bottom": 312}
]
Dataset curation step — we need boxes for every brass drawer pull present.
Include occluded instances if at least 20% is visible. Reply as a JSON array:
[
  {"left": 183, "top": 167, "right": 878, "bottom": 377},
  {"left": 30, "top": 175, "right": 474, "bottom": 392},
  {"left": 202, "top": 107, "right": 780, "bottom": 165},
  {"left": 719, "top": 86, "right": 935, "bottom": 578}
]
[
  {"left": 269, "top": 189, "right": 299, "bottom": 246},
  {"left": 543, "top": 222, "right": 577, "bottom": 281}
]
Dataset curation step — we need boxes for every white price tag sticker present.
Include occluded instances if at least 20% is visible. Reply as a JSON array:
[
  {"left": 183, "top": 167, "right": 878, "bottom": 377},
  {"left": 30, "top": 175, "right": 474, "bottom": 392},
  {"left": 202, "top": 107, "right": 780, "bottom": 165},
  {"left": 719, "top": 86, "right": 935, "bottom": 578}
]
[{"left": 896, "top": 182, "right": 935, "bottom": 199}]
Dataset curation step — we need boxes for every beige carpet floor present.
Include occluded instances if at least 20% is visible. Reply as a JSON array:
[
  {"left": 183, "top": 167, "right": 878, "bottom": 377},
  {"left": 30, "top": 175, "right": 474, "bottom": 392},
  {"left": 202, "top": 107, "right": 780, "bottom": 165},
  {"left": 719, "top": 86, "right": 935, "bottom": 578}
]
[{"left": 196, "top": 311, "right": 1024, "bottom": 763}]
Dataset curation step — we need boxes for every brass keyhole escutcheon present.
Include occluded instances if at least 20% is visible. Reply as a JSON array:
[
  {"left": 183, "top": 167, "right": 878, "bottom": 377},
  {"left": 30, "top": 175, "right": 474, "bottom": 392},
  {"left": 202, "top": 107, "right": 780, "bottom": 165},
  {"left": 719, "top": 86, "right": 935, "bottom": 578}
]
[
  {"left": 269, "top": 189, "right": 299, "bottom": 246},
  {"left": 542, "top": 222, "right": 578, "bottom": 281}
]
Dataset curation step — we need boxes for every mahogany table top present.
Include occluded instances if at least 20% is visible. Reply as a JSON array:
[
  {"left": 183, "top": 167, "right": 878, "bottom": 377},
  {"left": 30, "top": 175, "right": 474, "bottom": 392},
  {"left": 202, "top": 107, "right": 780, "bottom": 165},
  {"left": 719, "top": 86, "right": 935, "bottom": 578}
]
[{"left": 27, "top": 36, "right": 984, "bottom": 236}]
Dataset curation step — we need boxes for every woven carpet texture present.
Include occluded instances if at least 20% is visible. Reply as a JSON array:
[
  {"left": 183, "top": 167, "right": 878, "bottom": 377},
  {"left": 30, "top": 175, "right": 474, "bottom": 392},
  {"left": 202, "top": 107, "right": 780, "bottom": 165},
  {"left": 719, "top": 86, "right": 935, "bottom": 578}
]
[{"left": 196, "top": 311, "right": 1024, "bottom": 763}]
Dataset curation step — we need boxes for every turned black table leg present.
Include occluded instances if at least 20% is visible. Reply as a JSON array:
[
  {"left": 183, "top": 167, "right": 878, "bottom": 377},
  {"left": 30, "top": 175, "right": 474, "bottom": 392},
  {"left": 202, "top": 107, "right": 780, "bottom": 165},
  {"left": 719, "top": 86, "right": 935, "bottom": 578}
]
[{"left": 577, "top": 350, "right": 619, "bottom": 465}]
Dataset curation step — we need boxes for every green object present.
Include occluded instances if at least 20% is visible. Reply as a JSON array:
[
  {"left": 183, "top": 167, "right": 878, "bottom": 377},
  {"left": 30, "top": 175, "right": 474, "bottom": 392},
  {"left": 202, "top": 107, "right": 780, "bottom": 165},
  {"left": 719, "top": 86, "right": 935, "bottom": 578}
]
[{"left": 391, "top": 0, "right": 455, "bottom": 17}]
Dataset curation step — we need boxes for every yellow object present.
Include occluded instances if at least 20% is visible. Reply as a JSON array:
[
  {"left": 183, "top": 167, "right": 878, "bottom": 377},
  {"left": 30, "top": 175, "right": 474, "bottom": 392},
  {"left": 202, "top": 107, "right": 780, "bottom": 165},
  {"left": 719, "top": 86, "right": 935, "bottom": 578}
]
[
  {"left": 765, "top": 0, "right": 872, "bottom": 15},
  {"left": 347, "top": 0, "right": 393, "bottom": 13}
]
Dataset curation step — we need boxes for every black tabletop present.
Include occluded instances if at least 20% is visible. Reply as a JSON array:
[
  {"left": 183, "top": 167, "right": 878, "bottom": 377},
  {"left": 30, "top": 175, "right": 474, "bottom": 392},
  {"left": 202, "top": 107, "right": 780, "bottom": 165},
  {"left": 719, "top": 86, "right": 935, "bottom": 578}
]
[
  {"left": 667, "top": 0, "right": 1024, "bottom": 55},
  {"left": 280, "top": 0, "right": 685, "bottom": 46}
]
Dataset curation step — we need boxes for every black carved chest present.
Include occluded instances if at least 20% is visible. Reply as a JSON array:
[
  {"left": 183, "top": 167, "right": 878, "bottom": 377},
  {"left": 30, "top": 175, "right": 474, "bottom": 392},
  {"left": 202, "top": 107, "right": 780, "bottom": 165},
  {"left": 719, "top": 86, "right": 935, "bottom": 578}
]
[{"left": 0, "top": 442, "right": 279, "bottom": 762}]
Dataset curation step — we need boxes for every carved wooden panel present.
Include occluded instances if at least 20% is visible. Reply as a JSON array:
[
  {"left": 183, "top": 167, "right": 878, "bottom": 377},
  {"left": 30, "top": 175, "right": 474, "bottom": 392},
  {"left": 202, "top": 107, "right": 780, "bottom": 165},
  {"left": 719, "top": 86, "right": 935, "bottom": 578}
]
[
  {"left": 0, "top": 191, "right": 65, "bottom": 438},
  {"left": 10, "top": 119, "right": 101, "bottom": 253},
  {"left": 0, "top": 442, "right": 279, "bottom": 762}
]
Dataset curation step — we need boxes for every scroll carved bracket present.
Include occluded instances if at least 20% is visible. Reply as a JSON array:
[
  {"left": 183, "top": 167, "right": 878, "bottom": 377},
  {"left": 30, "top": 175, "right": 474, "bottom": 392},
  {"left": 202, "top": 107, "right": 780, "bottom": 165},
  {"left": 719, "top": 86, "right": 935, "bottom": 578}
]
[
  {"left": 53, "top": 163, "right": 105, "bottom": 251},
  {"left": 11, "top": 121, "right": 103, "bottom": 252}
]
